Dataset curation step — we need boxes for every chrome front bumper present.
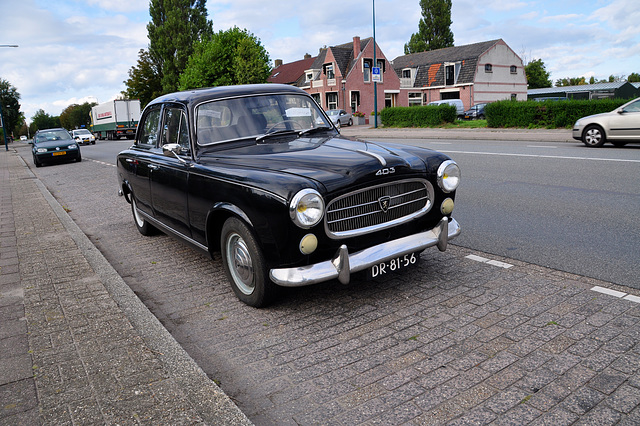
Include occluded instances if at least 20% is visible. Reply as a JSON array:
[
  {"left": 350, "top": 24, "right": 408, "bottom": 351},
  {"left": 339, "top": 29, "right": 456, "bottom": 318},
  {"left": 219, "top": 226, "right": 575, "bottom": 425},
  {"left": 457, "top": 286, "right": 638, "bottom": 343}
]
[{"left": 270, "top": 217, "right": 461, "bottom": 287}]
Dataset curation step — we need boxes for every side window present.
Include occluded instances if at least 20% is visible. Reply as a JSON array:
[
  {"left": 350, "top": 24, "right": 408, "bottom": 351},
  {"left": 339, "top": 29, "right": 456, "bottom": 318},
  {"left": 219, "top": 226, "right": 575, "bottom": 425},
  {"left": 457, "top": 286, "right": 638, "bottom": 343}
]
[
  {"left": 138, "top": 107, "right": 161, "bottom": 147},
  {"left": 161, "top": 107, "right": 190, "bottom": 152}
]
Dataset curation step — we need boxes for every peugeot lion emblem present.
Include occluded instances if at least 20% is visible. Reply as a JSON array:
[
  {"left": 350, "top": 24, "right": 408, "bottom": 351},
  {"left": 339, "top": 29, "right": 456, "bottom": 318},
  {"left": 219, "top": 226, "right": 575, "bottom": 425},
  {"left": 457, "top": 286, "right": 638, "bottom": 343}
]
[{"left": 378, "top": 196, "right": 391, "bottom": 213}]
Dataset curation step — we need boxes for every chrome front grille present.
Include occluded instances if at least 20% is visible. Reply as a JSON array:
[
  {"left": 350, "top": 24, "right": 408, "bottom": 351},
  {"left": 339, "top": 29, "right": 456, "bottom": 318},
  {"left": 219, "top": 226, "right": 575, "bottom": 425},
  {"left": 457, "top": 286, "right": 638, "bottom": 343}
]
[{"left": 325, "top": 179, "right": 433, "bottom": 239}]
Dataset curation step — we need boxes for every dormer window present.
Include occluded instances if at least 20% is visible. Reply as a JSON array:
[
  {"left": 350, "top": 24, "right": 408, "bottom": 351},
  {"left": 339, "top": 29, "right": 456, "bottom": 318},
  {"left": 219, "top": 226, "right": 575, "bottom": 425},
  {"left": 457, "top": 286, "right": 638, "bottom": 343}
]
[{"left": 324, "top": 63, "right": 335, "bottom": 80}]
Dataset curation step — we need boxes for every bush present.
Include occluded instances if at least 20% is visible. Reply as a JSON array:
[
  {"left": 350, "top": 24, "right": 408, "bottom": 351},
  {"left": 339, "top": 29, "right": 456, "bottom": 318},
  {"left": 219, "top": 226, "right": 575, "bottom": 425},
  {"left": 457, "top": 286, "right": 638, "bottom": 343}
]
[
  {"left": 486, "top": 98, "right": 630, "bottom": 128},
  {"left": 380, "top": 105, "right": 457, "bottom": 127}
]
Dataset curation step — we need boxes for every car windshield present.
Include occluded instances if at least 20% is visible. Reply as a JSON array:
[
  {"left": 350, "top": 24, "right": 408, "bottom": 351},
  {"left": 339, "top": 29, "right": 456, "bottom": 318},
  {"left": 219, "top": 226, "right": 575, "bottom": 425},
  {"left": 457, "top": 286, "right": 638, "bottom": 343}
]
[
  {"left": 74, "top": 129, "right": 91, "bottom": 135},
  {"left": 326, "top": 110, "right": 339, "bottom": 116},
  {"left": 196, "top": 93, "right": 332, "bottom": 146},
  {"left": 36, "top": 130, "right": 72, "bottom": 143}
]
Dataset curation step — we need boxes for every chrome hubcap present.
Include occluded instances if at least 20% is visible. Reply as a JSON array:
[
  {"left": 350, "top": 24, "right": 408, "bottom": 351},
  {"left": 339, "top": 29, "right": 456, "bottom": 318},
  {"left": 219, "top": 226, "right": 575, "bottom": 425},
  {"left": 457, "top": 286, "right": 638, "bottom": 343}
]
[
  {"left": 226, "top": 233, "right": 254, "bottom": 295},
  {"left": 585, "top": 129, "right": 601, "bottom": 145},
  {"left": 132, "top": 199, "right": 145, "bottom": 228}
]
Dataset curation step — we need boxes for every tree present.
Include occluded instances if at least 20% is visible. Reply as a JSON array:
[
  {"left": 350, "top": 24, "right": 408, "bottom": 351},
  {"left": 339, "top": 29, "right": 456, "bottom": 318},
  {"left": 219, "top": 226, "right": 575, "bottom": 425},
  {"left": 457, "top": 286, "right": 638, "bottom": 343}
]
[
  {"left": 524, "top": 59, "right": 552, "bottom": 89},
  {"left": 122, "top": 49, "right": 164, "bottom": 108},
  {"left": 404, "top": 0, "right": 454, "bottom": 54},
  {"left": 555, "top": 77, "right": 586, "bottom": 87},
  {"left": 59, "top": 102, "right": 96, "bottom": 130},
  {"left": 178, "top": 27, "right": 271, "bottom": 90},
  {"left": 31, "top": 109, "right": 60, "bottom": 131},
  {"left": 0, "top": 79, "right": 21, "bottom": 140},
  {"left": 628, "top": 72, "right": 640, "bottom": 83},
  {"left": 147, "top": 0, "right": 212, "bottom": 94}
]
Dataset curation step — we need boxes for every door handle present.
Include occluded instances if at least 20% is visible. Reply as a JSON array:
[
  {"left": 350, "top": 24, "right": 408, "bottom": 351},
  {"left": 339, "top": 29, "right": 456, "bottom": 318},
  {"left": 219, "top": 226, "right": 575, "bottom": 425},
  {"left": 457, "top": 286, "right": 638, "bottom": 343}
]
[{"left": 148, "top": 164, "right": 159, "bottom": 170}]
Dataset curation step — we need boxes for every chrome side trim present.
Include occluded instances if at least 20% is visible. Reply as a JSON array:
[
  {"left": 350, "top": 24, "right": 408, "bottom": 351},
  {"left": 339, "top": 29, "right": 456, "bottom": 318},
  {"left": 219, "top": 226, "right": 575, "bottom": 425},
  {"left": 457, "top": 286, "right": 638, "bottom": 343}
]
[
  {"left": 135, "top": 207, "right": 209, "bottom": 252},
  {"left": 270, "top": 217, "right": 460, "bottom": 287}
]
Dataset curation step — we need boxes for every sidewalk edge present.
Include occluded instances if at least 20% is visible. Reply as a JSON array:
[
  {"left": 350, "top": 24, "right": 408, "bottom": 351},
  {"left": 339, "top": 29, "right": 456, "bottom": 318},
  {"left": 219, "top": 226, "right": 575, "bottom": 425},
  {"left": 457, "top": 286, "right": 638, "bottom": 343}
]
[{"left": 16, "top": 153, "right": 252, "bottom": 425}]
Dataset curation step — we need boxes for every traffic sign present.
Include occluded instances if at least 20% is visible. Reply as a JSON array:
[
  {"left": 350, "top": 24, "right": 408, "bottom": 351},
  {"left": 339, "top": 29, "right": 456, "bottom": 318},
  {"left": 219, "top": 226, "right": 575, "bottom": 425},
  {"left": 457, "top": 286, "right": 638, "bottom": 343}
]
[{"left": 372, "top": 67, "right": 381, "bottom": 82}]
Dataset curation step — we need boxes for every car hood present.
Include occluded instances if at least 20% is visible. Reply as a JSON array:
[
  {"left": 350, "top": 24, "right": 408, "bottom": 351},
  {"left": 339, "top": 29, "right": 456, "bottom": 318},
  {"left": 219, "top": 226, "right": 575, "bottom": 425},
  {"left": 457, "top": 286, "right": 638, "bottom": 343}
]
[
  {"left": 578, "top": 111, "right": 616, "bottom": 122},
  {"left": 198, "top": 135, "right": 438, "bottom": 194}
]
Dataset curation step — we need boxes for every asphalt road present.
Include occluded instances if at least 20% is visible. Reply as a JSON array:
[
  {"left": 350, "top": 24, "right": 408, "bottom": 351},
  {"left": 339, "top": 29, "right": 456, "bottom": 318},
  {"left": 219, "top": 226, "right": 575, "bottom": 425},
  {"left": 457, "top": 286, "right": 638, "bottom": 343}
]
[
  {"left": 61, "top": 135, "right": 640, "bottom": 291},
  {"left": 372, "top": 137, "right": 640, "bottom": 290}
]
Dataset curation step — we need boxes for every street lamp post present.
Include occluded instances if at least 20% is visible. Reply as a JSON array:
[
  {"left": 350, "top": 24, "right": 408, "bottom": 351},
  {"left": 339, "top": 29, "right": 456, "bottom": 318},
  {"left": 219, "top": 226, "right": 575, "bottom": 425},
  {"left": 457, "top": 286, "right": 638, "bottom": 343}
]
[
  {"left": 372, "top": 0, "right": 378, "bottom": 128},
  {"left": 1, "top": 44, "right": 19, "bottom": 150},
  {"left": 0, "top": 103, "right": 8, "bottom": 151}
]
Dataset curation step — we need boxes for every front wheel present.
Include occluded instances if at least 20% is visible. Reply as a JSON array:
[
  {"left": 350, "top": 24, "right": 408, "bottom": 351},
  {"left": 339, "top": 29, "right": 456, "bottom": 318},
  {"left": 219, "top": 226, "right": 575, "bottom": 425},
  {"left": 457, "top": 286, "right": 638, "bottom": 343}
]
[
  {"left": 582, "top": 125, "right": 606, "bottom": 147},
  {"left": 131, "top": 197, "right": 157, "bottom": 236},
  {"left": 221, "top": 217, "right": 273, "bottom": 307}
]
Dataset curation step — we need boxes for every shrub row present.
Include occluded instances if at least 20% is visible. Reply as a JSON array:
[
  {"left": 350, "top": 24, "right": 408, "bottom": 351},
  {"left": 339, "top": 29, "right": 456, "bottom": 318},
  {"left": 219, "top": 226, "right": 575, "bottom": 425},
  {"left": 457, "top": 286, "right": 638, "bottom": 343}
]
[
  {"left": 485, "top": 99, "right": 630, "bottom": 128},
  {"left": 380, "top": 105, "right": 457, "bottom": 127}
]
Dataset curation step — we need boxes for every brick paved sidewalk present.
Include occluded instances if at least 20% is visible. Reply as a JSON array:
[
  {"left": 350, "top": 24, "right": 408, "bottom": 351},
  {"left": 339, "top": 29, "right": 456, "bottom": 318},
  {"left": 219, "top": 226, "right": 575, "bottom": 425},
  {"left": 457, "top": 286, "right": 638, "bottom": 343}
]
[{"left": 0, "top": 149, "right": 250, "bottom": 425}]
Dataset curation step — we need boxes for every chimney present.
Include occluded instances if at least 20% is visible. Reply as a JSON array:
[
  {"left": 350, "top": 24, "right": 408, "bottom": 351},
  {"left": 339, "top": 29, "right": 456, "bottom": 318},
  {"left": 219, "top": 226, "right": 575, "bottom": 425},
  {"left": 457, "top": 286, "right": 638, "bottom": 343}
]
[
  {"left": 304, "top": 53, "right": 311, "bottom": 60},
  {"left": 274, "top": 59, "right": 283, "bottom": 67},
  {"left": 353, "top": 36, "right": 361, "bottom": 58}
]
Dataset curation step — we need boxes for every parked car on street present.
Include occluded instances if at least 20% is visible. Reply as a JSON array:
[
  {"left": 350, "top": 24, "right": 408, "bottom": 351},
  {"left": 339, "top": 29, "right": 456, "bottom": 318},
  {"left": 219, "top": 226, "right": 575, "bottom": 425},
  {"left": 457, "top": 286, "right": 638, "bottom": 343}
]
[
  {"left": 116, "top": 84, "right": 461, "bottom": 307},
  {"left": 427, "top": 99, "right": 465, "bottom": 118},
  {"left": 32, "top": 128, "right": 81, "bottom": 167},
  {"left": 572, "top": 97, "right": 640, "bottom": 147},
  {"left": 326, "top": 109, "right": 353, "bottom": 127},
  {"left": 71, "top": 128, "right": 96, "bottom": 145},
  {"left": 463, "top": 103, "right": 487, "bottom": 120}
]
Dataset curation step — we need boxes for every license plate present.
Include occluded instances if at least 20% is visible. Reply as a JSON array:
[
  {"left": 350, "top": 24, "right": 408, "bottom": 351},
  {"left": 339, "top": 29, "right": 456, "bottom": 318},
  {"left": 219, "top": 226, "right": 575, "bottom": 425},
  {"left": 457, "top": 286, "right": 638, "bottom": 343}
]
[
  {"left": 52, "top": 151, "right": 66, "bottom": 156},
  {"left": 368, "top": 252, "right": 419, "bottom": 279}
]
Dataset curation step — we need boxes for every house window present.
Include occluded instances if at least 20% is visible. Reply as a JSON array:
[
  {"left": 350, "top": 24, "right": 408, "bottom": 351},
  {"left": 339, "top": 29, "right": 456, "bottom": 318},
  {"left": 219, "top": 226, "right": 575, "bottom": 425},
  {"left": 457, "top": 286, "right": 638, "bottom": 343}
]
[
  {"left": 511, "top": 94, "right": 517, "bottom": 101},
  {"left": 485, "top": 64, "right": 493, "bottom": 73},
  {"left": 445, "top": 65, "right": 455, "bottom": 85},
  {"left": 306, "top": 72, "right": 313, "bottom": 82},
  {"left": 324, "top": 64, "right": 335, "bottom": 80},
  {"left": 402, "top": 69, "right": 411, "bottom": 79},
  {"left": 510, "top": 65, "right": 517, "bottom": 74},
  {"left": 311, "top": 93, "right": 321, "bottom": 107},
  {"left": 408, "top": 93, "right": 422, "bottom": 107},
  {"left": 350, "top": 91, "right": 360, "bottom": 113},
  {"left": 326, "top": 92, "right": 338, "bottom": 110},
  {"left": 363, "top": 59, "right": 372, "bottom": 83}
]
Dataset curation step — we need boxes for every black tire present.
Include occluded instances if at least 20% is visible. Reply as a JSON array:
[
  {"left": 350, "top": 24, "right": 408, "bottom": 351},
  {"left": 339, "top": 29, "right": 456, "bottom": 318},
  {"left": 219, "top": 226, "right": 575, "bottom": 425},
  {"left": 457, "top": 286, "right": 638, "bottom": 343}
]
[
  {"left": 33, "top": 155, "right": 41, "bottom": 167},
  {"left": 348, "top": 118, "right": 353, "bottom": 126},
  {"left": 131, "top": 197, "right": 157, "bottom": 236},
  {"left": 220, "top": 217, "right": 273, "bottom": 307},
  {"left": 582, "top": 125, "right": 606, "bottom": 147},
  {"left": 76, "top": 155, "right": 82, "bottom": 162}
]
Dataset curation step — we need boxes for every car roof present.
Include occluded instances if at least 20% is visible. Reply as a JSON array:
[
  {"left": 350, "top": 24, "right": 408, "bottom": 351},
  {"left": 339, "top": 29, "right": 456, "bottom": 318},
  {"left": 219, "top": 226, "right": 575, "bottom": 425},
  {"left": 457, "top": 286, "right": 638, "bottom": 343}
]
[{"left": 147, "top": 84, "right": 308, "bottom": 109}]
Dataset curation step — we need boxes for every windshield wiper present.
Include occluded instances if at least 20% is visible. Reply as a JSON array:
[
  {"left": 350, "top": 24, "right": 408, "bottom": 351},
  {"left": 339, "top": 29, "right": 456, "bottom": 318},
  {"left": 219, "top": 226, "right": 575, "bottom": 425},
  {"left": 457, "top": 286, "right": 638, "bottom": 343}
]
[
  {"left": 255, "top": 129, "right": 298, "bottom": 142},
  {"left": 298, "top": 126, "right": 334, "bottom": 137}
]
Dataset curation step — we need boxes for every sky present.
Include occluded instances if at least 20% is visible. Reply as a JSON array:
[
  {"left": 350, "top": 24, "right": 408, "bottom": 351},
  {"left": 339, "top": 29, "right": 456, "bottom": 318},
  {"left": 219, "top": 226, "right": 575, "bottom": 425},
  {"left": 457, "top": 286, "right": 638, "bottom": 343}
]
[{"left": 1, "top": 0, "right": 638, "bottom": 124}]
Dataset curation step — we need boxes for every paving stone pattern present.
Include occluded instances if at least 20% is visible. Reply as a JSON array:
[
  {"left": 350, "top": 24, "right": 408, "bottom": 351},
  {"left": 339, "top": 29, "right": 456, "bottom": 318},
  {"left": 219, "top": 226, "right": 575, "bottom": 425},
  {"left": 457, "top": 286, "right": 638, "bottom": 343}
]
[
  {"left": 15, "top": 144, "right": 640, "bottom": 425},
  {"left": 0, "top": 150, "right": 209, "bottom": 424}
]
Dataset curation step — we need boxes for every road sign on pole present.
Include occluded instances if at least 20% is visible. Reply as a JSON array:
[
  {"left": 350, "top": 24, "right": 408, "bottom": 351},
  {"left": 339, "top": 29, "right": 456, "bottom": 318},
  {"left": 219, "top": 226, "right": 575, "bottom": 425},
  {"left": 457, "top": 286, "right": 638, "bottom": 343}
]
[{"left": 372, "top": 67, "right": 381, "bottom": 83}]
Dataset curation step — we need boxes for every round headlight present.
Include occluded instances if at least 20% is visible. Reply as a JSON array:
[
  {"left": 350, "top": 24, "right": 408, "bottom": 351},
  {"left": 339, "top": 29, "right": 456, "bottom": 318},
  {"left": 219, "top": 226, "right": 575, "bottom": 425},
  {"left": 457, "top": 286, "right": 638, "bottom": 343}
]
[
  {"left": 290, "top": 189, "right": 325, "bottom": 228},
  {"left": 37, "top": 148, "right": 47, "bottom": 153},
  {"left": 437, "top": 160, "right": 461, "bottom": 193}
]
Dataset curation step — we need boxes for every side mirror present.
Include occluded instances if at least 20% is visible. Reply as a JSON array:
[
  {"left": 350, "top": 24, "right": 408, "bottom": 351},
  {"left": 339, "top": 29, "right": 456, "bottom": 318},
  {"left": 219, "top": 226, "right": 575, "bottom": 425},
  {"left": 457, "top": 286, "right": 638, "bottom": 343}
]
[{"left": 162, "top": 143, "right": 188, "bottom": 164}]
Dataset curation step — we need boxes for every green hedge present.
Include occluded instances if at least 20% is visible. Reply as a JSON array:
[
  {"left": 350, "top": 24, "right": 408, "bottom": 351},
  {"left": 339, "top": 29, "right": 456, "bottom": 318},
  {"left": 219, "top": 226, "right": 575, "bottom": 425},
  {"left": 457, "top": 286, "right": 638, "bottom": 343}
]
[
  {"left": 485, "top": 99, "right": 630, "bottom": 128},
  {"left": 380, "top": 105, "right": 457, "bottom": 127}
]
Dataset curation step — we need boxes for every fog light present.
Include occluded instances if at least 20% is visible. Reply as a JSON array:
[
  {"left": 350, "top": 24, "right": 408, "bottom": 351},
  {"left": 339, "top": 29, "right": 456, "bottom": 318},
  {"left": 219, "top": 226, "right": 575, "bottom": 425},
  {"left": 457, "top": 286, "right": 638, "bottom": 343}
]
[
  {"left": 441, "top": 198, "right": 454, "bottom": 215},
  {"left": 300, "top": 234, "right": 318, "bottom": 255}
]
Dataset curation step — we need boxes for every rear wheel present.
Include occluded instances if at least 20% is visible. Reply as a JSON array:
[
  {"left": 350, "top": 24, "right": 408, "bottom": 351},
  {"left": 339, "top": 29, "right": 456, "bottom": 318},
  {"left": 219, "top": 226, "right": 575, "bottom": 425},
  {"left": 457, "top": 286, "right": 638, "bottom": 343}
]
[
  {"left": 220, "top": 217, "right": 273, "bottom": 307},
  {"left": 582, "top": 125, "right": 606, "bottom": 147},
  {"left": 131, "top": 197, "right": 157, "bottom": 236}
]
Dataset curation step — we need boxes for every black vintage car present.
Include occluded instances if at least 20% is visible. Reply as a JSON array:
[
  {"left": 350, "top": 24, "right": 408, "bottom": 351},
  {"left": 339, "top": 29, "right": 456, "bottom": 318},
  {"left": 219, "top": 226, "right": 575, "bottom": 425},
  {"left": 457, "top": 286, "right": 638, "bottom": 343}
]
[{"left": 116, "top": 84, "right": 461, "bottom": 307}]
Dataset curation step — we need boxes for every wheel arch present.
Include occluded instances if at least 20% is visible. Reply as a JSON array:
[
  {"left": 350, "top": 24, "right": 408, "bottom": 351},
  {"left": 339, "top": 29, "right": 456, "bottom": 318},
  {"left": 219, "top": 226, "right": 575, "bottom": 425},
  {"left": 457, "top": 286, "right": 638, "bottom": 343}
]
[{"left": 205, "top": 202, "right": 254, "bottom": 253}]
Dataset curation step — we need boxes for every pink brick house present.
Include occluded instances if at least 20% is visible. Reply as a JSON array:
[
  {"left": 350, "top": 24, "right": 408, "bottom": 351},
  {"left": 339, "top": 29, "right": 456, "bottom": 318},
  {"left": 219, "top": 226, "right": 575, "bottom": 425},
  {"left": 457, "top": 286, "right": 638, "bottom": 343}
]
[{"left": 300, "top": 37, "right": 401, "bottom": 117}]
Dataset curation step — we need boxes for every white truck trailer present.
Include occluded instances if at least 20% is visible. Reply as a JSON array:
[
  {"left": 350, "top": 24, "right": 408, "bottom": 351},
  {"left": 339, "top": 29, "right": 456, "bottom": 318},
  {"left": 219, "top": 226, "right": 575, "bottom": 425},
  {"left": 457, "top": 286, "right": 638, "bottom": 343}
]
[{"left": 90, "top": 99, "right": 141, "bottom": 140}]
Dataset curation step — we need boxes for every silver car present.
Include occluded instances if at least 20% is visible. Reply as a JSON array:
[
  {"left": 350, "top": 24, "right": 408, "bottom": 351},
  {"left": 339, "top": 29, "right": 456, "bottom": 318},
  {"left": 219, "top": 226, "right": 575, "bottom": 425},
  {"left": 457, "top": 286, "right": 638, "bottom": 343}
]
[
  {"left": 326, "top": 109, "right": 353, "bottom": 127},
  {"left": 572, "top": 97, "right": 640, "bottom": 147}
]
